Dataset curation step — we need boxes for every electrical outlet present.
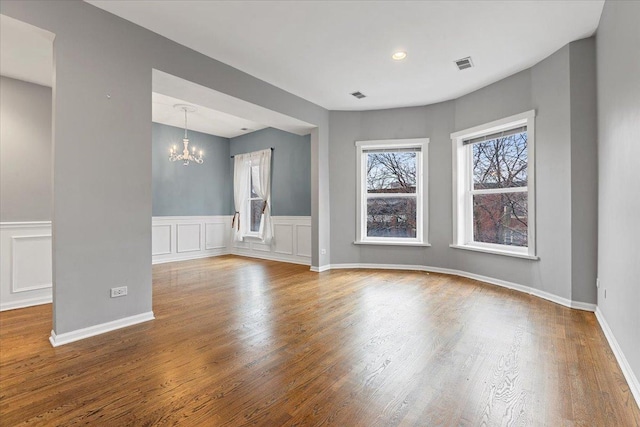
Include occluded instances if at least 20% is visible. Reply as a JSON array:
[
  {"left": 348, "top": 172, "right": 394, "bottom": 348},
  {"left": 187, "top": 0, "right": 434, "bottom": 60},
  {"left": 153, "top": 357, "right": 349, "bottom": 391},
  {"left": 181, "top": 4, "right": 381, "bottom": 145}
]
[
  {"left": 321, "top": 248, "right": 327, "bottom": 255},
  {"left": 596, "top": 278, "right": 600, "bottom": 288},
  {"left": 111, "top": 286, "right": 127, "bottom": 298}
]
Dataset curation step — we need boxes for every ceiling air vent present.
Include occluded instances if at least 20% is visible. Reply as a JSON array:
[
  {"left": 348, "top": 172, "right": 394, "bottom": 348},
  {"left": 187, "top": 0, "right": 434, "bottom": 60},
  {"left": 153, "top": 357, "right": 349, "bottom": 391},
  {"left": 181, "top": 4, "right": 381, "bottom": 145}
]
[
  {"left": 351, "top": 91, "right": 366, "bottom": 99},
  {"left": 455, "top": 57, "right": 473, "bottom": 70}
]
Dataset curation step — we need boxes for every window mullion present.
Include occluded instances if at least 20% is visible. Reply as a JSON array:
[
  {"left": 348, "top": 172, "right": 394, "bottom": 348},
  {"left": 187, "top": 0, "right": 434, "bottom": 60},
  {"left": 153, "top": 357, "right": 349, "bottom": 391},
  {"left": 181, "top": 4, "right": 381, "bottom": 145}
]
[
  {"left": 365, "top": 192, "right": 417, "bottom": 199},
  {"left": 470, "top": 186, "right": 528, "bottom": 196}
]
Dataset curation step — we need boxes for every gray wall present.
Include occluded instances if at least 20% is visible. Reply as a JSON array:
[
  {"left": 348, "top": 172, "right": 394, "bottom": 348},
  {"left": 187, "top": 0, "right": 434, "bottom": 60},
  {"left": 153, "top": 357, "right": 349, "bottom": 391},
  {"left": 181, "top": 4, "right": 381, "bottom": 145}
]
[
  {"left": 0, "top": 76, "right": 52, "bottom": 222},
  {"left": 230, "top": 128, "right": 311, "bottom": 216},
  {"left": 0, "top": 0, "right": 330, "bottom": 335},
  {"left": 569, "top": 37, "right": 598, "bottom": 305},
  {"left": 596, "top": 0, "right": 640, "bottom": 390},
  {"left": 329, "top": 38, "right": 598, "bottom": 304},
  {"left": 152, "top": 123, "right": 231, "bottom": 216}
]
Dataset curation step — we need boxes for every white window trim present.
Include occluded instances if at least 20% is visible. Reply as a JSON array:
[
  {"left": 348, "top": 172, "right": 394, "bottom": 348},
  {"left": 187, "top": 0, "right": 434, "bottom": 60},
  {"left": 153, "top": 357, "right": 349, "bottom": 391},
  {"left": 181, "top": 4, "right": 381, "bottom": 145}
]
[
  {"left": 354, "top": 138, "right": 430, "bottom": 246},
  {"left": 450, "top": 110, "right": 538, "bottom": 259}
]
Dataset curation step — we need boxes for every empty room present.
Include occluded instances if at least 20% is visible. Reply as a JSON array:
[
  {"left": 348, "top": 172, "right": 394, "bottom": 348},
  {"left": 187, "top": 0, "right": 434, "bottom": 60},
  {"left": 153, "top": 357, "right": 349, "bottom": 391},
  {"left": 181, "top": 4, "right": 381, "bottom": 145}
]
[{"left": 0, "top": 0, "right": 638, "bottom": 425}]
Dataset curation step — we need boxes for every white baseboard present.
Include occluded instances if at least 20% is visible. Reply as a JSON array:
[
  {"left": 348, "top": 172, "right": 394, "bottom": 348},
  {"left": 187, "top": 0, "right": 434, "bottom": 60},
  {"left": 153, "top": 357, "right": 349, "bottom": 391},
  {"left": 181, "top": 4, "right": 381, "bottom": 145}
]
[
  {"left": 232, "top": 248, "right": 310, "bottom": 266},
  {"left": 310, "top": 264, "right": 331, "bottom": 272},
  {"left": 595, "top": 307, "right": 640, "bottom": 408},
  {"left": 0, "top": 295, "right": 52, "bottom": 311},
  {"left": 152, "top": 249, "right": 229, "bottom": 265},
  {"left": 49, "top": 311, "right": 155, "bottom": 347},
  {"left": 570, "top": 300, "right": 598, "bottom": 312},
  {"left": 324, "top": 263, "right": 596, "bottom": 312}
]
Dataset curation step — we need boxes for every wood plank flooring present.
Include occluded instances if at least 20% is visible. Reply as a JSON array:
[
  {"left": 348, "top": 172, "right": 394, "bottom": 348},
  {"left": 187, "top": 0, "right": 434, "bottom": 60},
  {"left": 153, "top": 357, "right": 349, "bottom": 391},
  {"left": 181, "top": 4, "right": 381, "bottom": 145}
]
[{"left": 1, "top": 255, "right": 639, "bottom": 426}]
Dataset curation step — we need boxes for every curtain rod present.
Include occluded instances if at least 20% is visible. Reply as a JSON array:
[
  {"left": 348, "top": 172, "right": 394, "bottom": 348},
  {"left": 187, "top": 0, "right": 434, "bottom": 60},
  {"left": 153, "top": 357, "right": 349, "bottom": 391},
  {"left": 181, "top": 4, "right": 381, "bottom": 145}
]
[{"left": 230, "top": 147, "right": 274, "bottom": 158}]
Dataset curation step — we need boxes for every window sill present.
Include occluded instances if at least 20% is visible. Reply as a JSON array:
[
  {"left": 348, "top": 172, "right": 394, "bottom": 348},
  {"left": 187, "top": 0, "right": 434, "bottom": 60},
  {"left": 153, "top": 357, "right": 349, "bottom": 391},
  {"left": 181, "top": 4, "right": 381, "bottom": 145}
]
[
  {"left": 449, "top": 244, "right": 539, "bottom": 260},
  {"left": 354, "top": 240, "right": 431, "bottom": 247}
]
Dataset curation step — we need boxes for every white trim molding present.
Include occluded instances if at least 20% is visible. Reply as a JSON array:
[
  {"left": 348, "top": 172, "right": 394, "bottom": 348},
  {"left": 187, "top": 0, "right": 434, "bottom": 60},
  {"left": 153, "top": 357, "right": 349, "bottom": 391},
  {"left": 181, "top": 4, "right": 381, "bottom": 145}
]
[
  {"left": 0, "top": 221, "right": 53, "bottom": 311},
  {"left": 451, "top": 110, "right": 537, "bottom": 259},
  {"left": 595, "top": 307, "right": 640, "bottom": 408},
  {"left": 152, "top": 215, "right": 311, "bottom": 266},
  {"left": 49, "top": 311, "right": 155, "bottom": 347},
  {"left": 232, "top": 216, "right": 311, "bottom": 266},
  {"left": 0, "top": 221, "right": 52, "bottom": 229},
  {"left": 354, "top": 138, "right": 430, "bottom": 246},
  {"left": 319, "top": 263, "right": 596, "bottom": 312},
  {"left": 0, "top": 295, "right": 52, "bottom": 312},
  {"left": 152, "top": 216, "right": 232, "bottom": 264}
]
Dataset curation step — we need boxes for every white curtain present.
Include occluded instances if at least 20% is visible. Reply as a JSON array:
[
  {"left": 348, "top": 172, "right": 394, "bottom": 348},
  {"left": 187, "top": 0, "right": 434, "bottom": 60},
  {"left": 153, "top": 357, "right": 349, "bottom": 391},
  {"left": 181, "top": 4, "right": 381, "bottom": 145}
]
[
  {"left": 251, "top": 149, "right": 273, "bottom": 244},
  {"left": 232, "top": 153, "right": 250, "bottom": 241}
]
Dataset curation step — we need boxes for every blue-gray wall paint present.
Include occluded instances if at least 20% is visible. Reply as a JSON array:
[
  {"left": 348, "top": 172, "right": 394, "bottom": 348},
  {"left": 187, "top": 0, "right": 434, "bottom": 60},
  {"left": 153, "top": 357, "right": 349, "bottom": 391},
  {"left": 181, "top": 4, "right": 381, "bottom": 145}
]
[
  {"left": 230, "top": 128, "right": 311, "bottom": 216},
  {"left": 152, "top": 123, "right": 231, "bottom": 216}
]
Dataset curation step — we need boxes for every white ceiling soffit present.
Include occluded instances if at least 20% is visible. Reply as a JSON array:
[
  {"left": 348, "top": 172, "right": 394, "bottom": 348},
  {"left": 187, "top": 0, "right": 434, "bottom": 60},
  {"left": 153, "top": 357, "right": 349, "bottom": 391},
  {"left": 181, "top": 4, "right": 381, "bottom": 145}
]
[
  {"left": 152, "top": 69, "right": 315, "bottom": 136},
  {"left": 87, "top": 1, "right": 604, "bottom": 111},
  {"left": 0, "top": 14, "right": 54, "bottom": 87},
  {"left": 152, "top": 92, "right": 268, "bottom": 139}
]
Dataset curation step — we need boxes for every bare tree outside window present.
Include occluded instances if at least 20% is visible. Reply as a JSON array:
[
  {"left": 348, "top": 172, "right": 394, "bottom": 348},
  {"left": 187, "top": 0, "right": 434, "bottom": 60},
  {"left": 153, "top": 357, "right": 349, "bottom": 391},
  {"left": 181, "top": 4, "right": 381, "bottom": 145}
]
[
  {"left": 471, "top": 132, "right": 528, "bottom": 246},
  {"left": 366, "top": 151, "right": 417, "bottom": 237}
]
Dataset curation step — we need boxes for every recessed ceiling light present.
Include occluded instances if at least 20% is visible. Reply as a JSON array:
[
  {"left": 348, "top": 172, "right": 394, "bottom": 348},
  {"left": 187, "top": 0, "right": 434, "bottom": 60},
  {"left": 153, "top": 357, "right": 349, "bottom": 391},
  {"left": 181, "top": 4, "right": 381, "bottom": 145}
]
[{"left": 392, "top": 51, "right": 407, "bottom": 61}]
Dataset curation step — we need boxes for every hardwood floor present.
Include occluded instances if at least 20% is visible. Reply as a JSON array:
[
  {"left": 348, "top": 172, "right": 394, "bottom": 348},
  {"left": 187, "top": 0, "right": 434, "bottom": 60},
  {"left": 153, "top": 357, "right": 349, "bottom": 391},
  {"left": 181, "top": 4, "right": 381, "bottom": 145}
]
[{"left": 1, "top": 255, "right": 639, "bottom": 426}]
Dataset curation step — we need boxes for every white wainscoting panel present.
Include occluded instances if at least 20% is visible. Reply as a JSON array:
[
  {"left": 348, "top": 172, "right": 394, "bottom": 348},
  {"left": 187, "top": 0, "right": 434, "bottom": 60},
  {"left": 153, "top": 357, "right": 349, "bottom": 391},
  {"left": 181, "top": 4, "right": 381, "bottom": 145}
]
[
  {"left": 152, "top": 216, "right": 231, "bottom": 264},
  {"left": 151, "top": 225, "right": 171, "bottom": 256},
  {"left": 0, "top": 222, "right": 53, "bottom": 311},
  {"left": 205, "top": 222, "right": 227, "bottom": 250},
  {"left": 12, "top": 235, "right": 52, "bottom": 292},
  {"left": 152, "top": 216, "right": 311, "bottom": 266},
  {"left": 177, "top": 224, "right": 202, "bottom": 253},
  {"left": 232, "top": 216, "right": 311, "bottom": 265},
  {"left": 274, "top": 224, "right": 294, "bottom": 255},
  {"left": 296, "top": 224, "right": 312, "bottom": 258}
]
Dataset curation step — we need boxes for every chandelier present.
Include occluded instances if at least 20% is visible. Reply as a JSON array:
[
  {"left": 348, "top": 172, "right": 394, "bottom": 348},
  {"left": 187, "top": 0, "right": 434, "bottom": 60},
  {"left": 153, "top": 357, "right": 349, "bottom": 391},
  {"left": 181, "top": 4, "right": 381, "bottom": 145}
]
[{"left": 169, "top": 104, "right": 204, "bottom": 165}]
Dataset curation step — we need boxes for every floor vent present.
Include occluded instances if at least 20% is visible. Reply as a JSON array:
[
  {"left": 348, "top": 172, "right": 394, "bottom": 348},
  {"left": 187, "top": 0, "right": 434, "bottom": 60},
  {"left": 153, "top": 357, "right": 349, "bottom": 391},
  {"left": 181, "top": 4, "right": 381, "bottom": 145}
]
[{"left": 351, "top": 91, "right": 366, "bottom": 99}]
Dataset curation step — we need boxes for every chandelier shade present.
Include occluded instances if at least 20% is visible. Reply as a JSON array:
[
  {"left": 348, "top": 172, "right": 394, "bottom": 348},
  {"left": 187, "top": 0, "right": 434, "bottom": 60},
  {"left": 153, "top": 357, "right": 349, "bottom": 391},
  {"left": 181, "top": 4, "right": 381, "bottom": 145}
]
[{"left": 169, "top": 104, "right": 204, "bottom": 165}]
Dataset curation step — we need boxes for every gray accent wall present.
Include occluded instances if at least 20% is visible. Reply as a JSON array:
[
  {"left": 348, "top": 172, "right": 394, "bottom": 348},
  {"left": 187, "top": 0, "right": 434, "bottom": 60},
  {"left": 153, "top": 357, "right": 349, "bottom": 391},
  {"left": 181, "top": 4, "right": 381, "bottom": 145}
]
[
  {"left": 0, "top": 0, "right": 330, "bottom": 336},
  {"left": 0, "top": 76, "right": 52, "bottom": 222},
  {"left": 596, "top": 0, "right": 640, "bottom": 390},
  {"left": 152, "top": 123, "right": 231, "bottom": 216},
  {"left": 329, "top": 38, "right": 598, "bottom": 305},
  {"left": 230, "top": 128, "right": 311, "bottom": 216}
]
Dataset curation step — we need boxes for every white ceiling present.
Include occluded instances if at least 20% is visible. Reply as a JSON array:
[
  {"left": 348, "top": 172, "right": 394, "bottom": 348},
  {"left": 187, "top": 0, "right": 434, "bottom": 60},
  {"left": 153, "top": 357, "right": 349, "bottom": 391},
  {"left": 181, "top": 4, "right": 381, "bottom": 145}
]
[
  {"left": 87, "top": 1, "right": 604, "bottom": 111},
  {"left": 152, "top": 92, "right": 268, "bottom": 139},
  {"left": 152, "top": 69, "right": 316, "bottom": 137},
  {"left": 0, "top": 14, "right": 54, "bottom": 87}
]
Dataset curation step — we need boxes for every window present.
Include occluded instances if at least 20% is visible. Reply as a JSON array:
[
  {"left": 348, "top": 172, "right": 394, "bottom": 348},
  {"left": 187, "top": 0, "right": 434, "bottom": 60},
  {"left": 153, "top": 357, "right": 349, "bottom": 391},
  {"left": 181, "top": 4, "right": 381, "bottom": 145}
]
[
  {"left": 355, "top": 138, "right": 429, "bottom": 246},
  {"left": 451, "top": 110, "right": 537, "bottom": 259},
  {"left": 232, "top": 148, "right": 272, "bottom": 243},
  {"left": 248, "top": 166, "right": 263, "bottom": 234}
]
